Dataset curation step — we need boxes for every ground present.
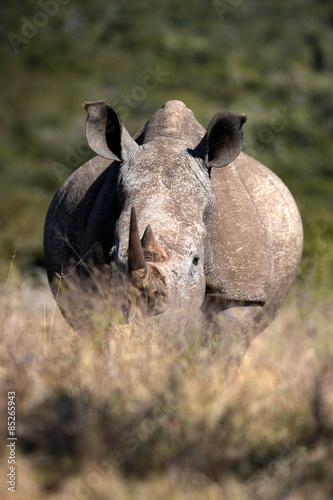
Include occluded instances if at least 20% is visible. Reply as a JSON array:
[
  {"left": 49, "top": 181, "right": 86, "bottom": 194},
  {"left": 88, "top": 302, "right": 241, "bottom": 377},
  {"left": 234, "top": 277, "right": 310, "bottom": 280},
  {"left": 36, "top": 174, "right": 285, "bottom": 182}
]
[{"left": 0, "top": 268, "right": 332, "bottom": 500}]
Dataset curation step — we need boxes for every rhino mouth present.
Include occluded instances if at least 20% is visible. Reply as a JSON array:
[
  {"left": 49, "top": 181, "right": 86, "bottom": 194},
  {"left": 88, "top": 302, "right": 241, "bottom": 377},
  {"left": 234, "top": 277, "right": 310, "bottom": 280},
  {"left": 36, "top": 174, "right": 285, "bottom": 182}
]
[
  {"left": 203, "top": 283, "right": 265, "bottom": 310},
  {"left": 205, "top": 292, "right": 265, "bottom": 305},
  {"left": 201, "top": 291, "right": 265, "bottom": 319},
  {"left": 218, "top": 299, "right": 264, "bottom": 310}
]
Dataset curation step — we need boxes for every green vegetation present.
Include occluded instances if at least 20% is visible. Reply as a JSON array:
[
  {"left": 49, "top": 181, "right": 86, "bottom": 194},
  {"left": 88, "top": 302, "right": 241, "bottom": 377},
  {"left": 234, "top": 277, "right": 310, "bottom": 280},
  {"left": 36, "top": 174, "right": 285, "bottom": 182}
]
[
  {"left": 1, "top": 1, "right": 333, "bottom": 498},
  {"left": 1, "top": 0, "right": 333, "bottom": 282}
]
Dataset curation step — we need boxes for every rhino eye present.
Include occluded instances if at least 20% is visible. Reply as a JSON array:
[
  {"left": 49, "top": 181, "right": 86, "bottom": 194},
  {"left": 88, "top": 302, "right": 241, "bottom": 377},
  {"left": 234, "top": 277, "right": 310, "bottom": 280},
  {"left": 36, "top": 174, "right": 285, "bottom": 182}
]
[{"left": 192, "top": 255, "right": 200, "bottom": 266}]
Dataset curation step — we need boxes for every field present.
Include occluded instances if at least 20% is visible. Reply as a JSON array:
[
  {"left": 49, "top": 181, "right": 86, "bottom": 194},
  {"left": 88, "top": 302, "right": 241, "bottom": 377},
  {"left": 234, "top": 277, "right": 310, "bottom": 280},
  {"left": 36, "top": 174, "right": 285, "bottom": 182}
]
[
  {"left": 1, "top": 258, "right": 333, "bottom": 500},
  {"left": 1, "top": 1, "right": 333, "bottom": 498}
]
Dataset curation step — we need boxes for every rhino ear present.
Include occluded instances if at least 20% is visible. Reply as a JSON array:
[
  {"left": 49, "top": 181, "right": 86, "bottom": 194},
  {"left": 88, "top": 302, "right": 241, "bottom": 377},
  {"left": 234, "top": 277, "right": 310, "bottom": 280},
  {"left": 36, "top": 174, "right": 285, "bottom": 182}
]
[
  {"left": 83, "top": 101, "right": 139, "bottom": 161},
  {"left": 205, "top": 112, "right": 247, "bottom": 168}
]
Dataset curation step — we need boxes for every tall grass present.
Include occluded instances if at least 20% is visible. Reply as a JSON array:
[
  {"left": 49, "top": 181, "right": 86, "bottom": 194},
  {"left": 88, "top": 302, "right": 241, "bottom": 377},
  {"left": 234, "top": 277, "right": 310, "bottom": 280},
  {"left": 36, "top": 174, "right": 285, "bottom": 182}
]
[{"left": 0, "top": 260, "right": 333, "bottom": 500}]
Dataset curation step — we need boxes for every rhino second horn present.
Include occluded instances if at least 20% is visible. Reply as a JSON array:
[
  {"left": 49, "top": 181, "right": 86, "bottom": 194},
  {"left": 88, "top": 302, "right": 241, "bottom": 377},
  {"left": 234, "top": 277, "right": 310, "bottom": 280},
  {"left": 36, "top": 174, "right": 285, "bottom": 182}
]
[
  {"left": 141, "top": 225, "right": 168, "bottom": 262},
  {"left": 127, "top": 207, "right": 147, "bottom": 276}
]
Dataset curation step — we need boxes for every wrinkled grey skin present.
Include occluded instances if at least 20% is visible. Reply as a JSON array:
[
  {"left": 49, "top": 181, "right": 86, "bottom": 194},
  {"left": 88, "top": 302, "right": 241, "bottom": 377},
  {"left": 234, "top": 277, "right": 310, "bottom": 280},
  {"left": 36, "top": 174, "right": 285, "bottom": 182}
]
[{"left": 44, "top": 100, "right": 303, "bottom": 364}]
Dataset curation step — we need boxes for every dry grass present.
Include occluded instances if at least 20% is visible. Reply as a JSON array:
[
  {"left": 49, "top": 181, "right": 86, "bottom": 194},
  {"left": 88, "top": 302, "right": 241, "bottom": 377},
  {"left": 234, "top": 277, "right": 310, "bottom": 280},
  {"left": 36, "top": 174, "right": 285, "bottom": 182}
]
[{"left": 0, "top": 266, "right": 333, "bottom": 500}]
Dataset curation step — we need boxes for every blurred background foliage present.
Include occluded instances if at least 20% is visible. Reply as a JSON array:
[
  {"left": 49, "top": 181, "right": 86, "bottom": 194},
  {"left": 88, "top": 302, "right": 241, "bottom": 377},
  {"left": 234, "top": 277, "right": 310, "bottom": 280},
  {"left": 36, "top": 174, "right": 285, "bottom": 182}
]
[{"left": 1, "top": 0, "right": 332, "bottom": 287}]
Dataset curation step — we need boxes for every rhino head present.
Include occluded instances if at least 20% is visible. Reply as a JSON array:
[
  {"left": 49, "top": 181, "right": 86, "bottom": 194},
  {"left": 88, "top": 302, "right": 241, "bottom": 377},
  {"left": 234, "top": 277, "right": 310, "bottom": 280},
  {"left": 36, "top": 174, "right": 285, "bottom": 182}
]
[{"left": 83, "top": 100, "right": 247, "bottom": 317}]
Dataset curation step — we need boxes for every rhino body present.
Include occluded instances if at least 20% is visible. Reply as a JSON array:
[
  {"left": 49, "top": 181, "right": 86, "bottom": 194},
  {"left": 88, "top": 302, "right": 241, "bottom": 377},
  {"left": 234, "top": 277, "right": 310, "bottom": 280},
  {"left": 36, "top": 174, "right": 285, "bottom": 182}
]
[{"left": 44, "top": 100, "right": 303, "bottom": 364}]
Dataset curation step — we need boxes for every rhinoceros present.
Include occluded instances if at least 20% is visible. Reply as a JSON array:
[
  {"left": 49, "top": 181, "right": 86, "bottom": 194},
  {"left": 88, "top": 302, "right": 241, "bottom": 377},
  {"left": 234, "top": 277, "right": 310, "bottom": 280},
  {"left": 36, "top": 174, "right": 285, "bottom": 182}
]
[{"left": 44, "top": 100, "right": 303, "bottom": 364}]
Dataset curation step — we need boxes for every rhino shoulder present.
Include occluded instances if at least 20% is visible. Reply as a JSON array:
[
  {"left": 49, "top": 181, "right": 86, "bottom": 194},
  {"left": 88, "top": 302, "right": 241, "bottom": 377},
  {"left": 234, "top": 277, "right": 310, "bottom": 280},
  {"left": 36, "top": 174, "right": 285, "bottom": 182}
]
[
  {"left": 232, "top": 152, "right": 303, "bottom": 274},
  {"left": 44, "top": 156, "right": 115, "bottom": 282},
  {"left": 208, "top": 151, "right": 303, "bottom": 309},
  {"left": 52, "top": 156, "right": 113, "bottom": 213}
]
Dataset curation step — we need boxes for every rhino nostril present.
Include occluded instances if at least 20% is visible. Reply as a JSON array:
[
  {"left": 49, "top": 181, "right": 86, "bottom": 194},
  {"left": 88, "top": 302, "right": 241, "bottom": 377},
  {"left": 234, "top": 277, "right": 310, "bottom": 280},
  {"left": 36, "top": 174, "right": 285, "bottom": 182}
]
[{"left": 192, "top": 255, "right": 200, "bottom": 266}]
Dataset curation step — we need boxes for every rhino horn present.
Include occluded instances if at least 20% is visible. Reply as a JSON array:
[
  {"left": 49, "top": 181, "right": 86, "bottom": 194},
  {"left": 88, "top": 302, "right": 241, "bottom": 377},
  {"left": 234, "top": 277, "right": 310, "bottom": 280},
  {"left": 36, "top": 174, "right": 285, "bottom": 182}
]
[
  {"left": 141, "top": 225, "right": 168, "bottom": 262},
  {"left": 127, "top": 210, "right": 168, "bottom": 313},
  {"left": 127, "top": 207, "right": 147, "bottom": 279}
]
